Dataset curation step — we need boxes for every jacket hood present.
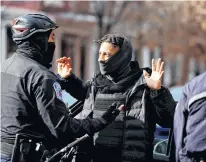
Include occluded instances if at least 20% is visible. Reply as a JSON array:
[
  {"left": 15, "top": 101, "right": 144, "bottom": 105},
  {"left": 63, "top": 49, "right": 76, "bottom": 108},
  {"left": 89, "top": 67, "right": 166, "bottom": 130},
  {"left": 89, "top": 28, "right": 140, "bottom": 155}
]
[{"left": 98, "top": 34, "right": 133, "bottom": 82}]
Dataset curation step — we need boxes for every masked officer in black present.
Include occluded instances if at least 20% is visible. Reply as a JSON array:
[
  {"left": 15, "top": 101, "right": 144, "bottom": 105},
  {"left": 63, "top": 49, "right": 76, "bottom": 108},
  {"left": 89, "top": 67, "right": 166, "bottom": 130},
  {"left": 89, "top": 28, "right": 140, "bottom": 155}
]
[{"left": 0, "top": 14, "right": 123, "bottom": 162}]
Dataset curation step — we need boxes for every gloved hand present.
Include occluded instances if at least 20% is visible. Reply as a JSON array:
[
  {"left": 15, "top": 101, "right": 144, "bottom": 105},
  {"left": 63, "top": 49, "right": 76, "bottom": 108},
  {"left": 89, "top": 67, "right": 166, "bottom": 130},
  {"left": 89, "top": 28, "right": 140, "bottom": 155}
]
[
  {"left": 81, "top": 103, "right": 124, "bottom": 136},
  {"left": 100, "top": 103, "right": 124, "bottom": 124}
]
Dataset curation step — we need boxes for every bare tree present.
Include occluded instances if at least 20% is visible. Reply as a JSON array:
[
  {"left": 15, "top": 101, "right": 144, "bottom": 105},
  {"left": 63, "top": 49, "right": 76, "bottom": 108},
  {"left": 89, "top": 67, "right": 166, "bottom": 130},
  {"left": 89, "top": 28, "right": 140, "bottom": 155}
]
[{"left": 93, "top": 1, "right": 129, "bottom": 39}]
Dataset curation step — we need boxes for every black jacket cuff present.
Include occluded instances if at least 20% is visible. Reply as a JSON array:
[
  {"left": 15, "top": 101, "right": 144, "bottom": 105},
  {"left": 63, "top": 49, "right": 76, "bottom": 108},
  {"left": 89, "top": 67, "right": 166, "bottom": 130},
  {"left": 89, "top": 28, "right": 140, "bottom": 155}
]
[{"left": 150, "top": 86, "right": 166, "bottom": 98}]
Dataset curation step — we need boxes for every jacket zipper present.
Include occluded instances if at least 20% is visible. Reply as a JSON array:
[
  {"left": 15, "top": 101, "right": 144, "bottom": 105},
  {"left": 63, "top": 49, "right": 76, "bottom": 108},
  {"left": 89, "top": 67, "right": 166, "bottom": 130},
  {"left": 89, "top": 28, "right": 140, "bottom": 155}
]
[
  {"left": 121, "top": 107, "right": 126, "bottom": 162},
  {"left": 120, "top": 83, "right": 146, "bottom": 162}
]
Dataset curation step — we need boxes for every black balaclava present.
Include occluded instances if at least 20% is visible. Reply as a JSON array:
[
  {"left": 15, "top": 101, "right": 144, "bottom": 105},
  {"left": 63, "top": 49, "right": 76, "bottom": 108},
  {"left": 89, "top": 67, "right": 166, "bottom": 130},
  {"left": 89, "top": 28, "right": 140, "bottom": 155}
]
[
  {"left": 97, "top": 33, "right": 133, "bottom": 82},
  {"left": 44, "top": 42, "right": 55, "bottom": 64},
  {"left": 16, "top": 30, "right": 55, "bottom": 68},
  {"left": 31, "top": 31, "right": 55, "bottom": 65}
]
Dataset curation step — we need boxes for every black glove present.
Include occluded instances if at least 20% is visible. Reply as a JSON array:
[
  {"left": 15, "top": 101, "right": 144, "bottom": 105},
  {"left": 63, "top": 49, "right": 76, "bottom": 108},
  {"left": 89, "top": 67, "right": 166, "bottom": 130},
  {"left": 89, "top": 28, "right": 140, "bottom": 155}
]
[
  {"left": 100, "top": 103, "right": 122, "bottom": 124},
  {"left": 82, "top": 103, "right": 124, "bottom": 135}
]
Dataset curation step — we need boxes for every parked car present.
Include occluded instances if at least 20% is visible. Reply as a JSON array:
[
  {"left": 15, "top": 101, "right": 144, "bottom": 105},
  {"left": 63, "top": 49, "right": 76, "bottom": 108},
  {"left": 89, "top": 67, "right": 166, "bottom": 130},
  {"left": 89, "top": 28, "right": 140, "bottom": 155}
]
[{"left": 154, "top": 124, "right": 169, "bottom": 145}]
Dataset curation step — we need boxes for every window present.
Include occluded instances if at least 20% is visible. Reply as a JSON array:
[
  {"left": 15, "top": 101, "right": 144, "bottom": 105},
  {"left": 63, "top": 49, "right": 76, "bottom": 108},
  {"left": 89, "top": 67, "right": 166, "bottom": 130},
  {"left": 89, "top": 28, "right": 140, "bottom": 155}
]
[
  {"left": 89, "top": 1, "right": 96, "bottom": 13},
  {"left": 43, "top": 0, "right": 64, "bottom": 7},
  {"left": 61, "top": 35, "right": 75, "bottom": 59},
  {"left": 188, "top": 57, "right": 197, "bottom": 81},
  {"left": 141, "top": 46, "right": 151, "bottom": 67}
]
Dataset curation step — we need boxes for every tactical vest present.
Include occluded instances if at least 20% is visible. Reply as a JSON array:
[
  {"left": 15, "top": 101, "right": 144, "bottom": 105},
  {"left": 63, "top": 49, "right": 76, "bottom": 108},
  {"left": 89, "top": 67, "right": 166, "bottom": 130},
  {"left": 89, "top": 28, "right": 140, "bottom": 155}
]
[
  {"left": 75, "top": 75, "right": 156, "bottom": 162},
  {"left": 93, "top": 93, "right": 126, "bottom": 162},
  {"left": 92, "top": 86, "right": 152, "bottom": 162}
]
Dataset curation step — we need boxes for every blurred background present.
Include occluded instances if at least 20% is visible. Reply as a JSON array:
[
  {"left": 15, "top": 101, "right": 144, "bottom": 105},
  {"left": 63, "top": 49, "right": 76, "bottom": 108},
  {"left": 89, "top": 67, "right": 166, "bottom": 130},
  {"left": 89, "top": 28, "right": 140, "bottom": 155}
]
[
  {"left": 1, "top": 1, "right": 206, "bottom": 88},
  {"left": 2, "top": 2, "right": 205, "bottom": 158}
]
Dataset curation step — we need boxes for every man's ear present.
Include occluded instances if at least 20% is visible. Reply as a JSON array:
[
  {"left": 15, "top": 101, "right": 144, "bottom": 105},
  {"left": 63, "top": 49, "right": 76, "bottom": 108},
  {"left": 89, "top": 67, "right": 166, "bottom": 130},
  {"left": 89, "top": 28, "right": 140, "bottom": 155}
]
[{"left": 112, "top": 44, "right": 120, "bottom": 51}]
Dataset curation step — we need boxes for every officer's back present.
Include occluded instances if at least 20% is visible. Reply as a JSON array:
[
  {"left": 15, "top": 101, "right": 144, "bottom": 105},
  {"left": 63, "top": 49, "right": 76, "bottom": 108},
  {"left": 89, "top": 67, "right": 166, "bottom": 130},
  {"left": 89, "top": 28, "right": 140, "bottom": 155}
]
[
  {"left": 1, "top": 51, "right": 56, "bottom": 144},
  {"left": 1, "top": 14, "right": 59, "bottom": 148}
]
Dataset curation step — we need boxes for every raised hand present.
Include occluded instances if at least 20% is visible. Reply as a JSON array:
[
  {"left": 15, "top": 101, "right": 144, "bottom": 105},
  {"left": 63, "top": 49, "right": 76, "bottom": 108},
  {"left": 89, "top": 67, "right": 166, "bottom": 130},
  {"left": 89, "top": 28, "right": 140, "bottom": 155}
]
[
  {"left": 143, "top": 58, "right": 164, "bottom": 90},
  {"left": 56, "top": 57, "right": 72, "bottom": 79}
]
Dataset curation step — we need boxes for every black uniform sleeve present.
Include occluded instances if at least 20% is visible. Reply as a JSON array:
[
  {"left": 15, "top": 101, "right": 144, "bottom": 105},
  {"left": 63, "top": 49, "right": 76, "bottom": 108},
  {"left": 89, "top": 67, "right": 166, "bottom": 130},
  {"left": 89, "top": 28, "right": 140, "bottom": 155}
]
[
  {"left": 57, "top": 73, "right": 90, "bottom": 100},
  {"left": 150, "top": 87, "right": 177, "bottom": 128},
  {"left": 34, "top": 78, "right": 106, "bottom": 144}
]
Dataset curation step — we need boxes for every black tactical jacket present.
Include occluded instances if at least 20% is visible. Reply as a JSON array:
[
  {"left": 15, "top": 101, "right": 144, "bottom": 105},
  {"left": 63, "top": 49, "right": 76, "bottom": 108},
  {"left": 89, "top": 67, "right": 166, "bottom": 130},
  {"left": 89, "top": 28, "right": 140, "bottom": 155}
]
[{"left": 1, "top": 47, "right": 109, "bottom": 150}]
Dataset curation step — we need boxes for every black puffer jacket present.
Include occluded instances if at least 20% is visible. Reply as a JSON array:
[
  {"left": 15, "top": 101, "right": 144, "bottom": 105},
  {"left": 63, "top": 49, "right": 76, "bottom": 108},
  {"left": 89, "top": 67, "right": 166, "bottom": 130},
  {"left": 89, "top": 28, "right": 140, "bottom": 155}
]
[{"left": 59, "top": 63, "right": 176, "bottom": 162}]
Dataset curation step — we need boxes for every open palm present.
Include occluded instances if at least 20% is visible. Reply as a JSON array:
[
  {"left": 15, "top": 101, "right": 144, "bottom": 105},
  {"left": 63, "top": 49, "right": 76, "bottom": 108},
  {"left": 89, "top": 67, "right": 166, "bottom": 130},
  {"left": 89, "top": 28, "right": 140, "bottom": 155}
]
[
  {"left": 144, "top": 58, "right": 164, "bottom": 90},
  {"left": 56, "top": 57, "right": 72, "bottom": 78}
]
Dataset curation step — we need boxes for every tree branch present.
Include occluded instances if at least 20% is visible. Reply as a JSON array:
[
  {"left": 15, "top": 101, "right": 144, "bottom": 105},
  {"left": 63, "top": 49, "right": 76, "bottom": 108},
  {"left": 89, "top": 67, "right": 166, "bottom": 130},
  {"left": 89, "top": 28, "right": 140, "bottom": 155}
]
[
  {"left": 94, "top": 1, "right": 106, "bottom": 38},
  {"left": 103, "top": 1, "right": 129, "bottom": 35}
]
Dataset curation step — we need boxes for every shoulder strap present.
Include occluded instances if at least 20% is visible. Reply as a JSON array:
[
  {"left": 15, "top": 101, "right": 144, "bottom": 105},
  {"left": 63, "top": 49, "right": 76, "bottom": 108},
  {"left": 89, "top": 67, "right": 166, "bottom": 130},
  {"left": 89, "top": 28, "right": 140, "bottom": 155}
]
[
  {"left": 125, "top": 79, "right": 146, "bottom": 106},
  {"left": 90, "top": 74, "right": 99, "bottom": 111},
  {"left": 188, "top": 91, "right": 206, "bottom": 111}
]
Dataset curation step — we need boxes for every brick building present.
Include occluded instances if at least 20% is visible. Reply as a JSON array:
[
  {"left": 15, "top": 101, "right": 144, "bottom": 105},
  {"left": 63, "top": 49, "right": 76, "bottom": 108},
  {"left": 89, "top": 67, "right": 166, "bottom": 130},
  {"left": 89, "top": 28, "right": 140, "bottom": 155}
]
[
  {"left": 1, "top": 1, "right": 97, "bottom": 80},
  {"left": 1, "top": 1, "right": 206, "bottom": 86}
]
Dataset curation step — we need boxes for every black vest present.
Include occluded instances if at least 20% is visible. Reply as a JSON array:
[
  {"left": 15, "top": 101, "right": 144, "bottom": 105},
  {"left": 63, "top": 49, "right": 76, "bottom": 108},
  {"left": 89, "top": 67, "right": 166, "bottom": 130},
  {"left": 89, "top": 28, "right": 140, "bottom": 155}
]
[
  {"left": 92, "top": 86, "right": 154, "bottom": 162},
  {"left": 93, "top": 94, "right": 126, "bottom": 162},
  {"left": 75, "top": 72, "right": 156, "bottom": 162}
]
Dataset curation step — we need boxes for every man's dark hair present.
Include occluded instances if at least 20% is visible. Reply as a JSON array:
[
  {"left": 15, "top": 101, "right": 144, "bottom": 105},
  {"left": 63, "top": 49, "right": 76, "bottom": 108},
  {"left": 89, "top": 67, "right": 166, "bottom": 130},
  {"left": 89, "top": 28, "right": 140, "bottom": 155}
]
[{"left": 94, "top": 33, "right": 125, "bottom": 48}]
